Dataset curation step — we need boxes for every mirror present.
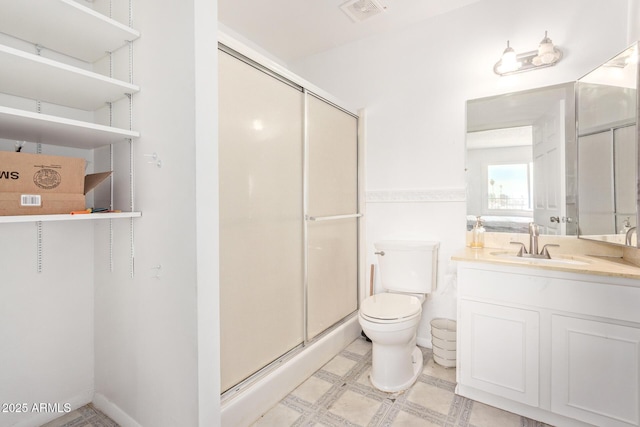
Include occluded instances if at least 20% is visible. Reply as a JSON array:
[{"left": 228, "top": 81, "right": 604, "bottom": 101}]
[
  {"left": 577, "top": 42, "right": 639, "bottom": 247},
  {"left": 466, "top": 82, "right": 577, "bottom": 235}
]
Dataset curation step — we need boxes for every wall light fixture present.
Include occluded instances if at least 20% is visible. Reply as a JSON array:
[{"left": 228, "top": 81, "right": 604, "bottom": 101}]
[{"left": 494, "top": 31, "right": 563, "bottom": 76}]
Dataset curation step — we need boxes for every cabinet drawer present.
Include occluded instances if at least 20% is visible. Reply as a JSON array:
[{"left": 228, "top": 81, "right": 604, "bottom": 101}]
[{"left": 459, "top": 264, "right": 640, "bottom": 324}]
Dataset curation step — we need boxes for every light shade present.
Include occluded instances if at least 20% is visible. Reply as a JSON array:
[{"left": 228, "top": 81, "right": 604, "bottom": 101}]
[{"left": 533, "top": 31, "right": 561, "bottom": 65}]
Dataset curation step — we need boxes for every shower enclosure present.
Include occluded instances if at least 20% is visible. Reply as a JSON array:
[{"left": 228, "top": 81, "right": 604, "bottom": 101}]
[{"left": 218, "top": 46, "right": 360, "bottom": 394}]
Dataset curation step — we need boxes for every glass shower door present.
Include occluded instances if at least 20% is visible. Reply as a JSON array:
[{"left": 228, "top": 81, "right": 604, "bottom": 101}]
[
  {"left": 306, "top": 93, "right": 359, "bottom": 340},
  {"left": 218, "top": 50, "right": 304, "bottom": 393}
]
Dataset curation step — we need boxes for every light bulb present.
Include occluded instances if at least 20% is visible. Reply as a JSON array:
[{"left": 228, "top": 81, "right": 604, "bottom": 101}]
[{"left": 499, "top": 41, "right": 521, "bottom": 73}]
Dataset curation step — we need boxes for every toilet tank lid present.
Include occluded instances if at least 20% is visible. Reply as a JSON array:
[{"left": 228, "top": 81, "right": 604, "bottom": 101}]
[{"left": 375, "top": 240, "right": 439, "bottom": 251}]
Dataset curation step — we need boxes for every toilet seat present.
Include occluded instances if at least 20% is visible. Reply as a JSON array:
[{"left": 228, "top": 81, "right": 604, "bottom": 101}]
[{"left": 360, "top": 293, "right": 422, "bottom": 323}]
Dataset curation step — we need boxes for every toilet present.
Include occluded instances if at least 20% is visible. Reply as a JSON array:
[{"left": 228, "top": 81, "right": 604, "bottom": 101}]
[{"left": 359, "top": 240, "right": 439, "bottom": 392}]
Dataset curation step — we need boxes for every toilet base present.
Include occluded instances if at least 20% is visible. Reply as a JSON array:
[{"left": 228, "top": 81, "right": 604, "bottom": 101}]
[{"left": 370, "top": 345, "right": 423, "bottom": 393}]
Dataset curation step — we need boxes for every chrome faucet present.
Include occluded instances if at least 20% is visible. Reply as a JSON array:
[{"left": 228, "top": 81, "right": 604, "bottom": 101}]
[
  {"left": 510, "top": 222, "right": 559, "bottom": 259},
  {"left": 626, "top": 227, "right": 637, "bottom": 246},
  {"left": 529, "top": 222, "right": 539, "bottom": 256}
]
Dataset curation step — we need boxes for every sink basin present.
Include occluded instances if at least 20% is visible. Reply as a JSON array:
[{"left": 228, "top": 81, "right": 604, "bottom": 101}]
[{"left": 489, "top": 251, "right": 593, "bottom": 266}]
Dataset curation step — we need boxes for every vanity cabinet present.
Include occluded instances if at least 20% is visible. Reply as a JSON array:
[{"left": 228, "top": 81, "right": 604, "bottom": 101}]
[{"left": 457, "top": 261, "right": 640, "bottom": 427}]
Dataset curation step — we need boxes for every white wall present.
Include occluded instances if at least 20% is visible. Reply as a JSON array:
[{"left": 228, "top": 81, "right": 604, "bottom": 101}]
[
  {"left": 92, "top": 0, "right": 197, "bottom": 422},
  {"left": 194, "top": 0, "right": 221, "bottom": 425},
  {"left": 289, "top": 0, "right": 631, "bottom": 344},
  {"left": 93, "top": 1, "right": 219, "bottom": 427},
  {"left": 0, "top": 221, "right": 94, "bottom": 427}
]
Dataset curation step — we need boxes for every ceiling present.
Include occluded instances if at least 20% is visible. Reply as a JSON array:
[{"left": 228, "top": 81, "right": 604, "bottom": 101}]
[{"left": 218, "top": 0, "right": 483, "bottom": 63}]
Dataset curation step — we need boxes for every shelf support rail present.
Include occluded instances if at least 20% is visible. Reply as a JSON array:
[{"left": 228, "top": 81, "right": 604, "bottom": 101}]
[
  {"left": 127, "top": 94, "right": 135, "bottom": 278},
  {"left": 36, "top": 221, "right": 43, "bottom": 273},
  {"left": 108, "top": 95, "right": 115, "bottom": 272}
]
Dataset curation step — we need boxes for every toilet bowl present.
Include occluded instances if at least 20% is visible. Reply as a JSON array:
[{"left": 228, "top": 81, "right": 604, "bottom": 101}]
[
  {"left": 359, "top": 240, "right": 439, "bottom": 392},
  {"left": 359, "top": 292, "right": 424, "bottom": 392}
]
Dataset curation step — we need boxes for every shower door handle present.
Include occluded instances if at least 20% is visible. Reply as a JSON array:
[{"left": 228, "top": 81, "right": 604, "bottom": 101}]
[{"left": 305, "top": 213, "right": 362, "bottom": 221}]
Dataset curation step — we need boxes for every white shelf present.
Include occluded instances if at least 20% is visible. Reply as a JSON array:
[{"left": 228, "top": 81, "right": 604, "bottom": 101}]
[
  {"left": 0, "top": 211, "right": 142, "bottom": 224},
  {"left": 1, "top": 0, "right": 140, "bottom": 62},
  {"left": 0, "top": 0, "right": 141, "bottom": 270},
  {"left": 0, "top": 44, "right": 139, "bottom": 111},
  {"left": 0, "top": 106, "right": 139, "bottom": 149}
]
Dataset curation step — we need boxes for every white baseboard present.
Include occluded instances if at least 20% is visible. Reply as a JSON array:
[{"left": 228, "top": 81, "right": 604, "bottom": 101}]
[
  {"left": 93, "top": 393, "right": 143, "bottom": 427},
  {"left": 221, "top": 316, "right": 361, "bottom": 427}
]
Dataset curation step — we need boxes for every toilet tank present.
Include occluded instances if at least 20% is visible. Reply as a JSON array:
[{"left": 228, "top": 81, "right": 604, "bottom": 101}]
[{"left": 375, "top": 240, "right": 439, "bottom": 294}]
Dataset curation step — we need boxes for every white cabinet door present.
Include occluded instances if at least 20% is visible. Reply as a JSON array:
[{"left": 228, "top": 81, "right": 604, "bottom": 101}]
[
  {"left": 459, "top": 299, "right": 540, "bottom": 407},
  {"left": 551, "top": 315, "right": 640, "bottom": 427}
]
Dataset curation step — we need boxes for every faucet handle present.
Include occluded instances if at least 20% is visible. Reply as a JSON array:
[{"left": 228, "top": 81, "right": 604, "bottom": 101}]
[
  {"left": 540, "top": 244, "right": 559, "bottom": 259},
  {"left": 510, "top": 241, "right": 527, "bottom": 256}
]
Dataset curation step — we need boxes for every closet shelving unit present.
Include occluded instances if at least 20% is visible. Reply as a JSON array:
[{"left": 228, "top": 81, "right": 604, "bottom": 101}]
[{"left": 0, "top": 0, "right": 141, "bottom": 224}]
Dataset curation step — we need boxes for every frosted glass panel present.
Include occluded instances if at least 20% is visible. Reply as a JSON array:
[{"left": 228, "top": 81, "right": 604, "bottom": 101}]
[
  {"left": 219, "top": 51, "right": 304, "bottom": 392},
  {"left": 614, "top": 126, "right": 637, "bottom": 216},
  {"left": 578, "top": 132, "right": 614, "bottom": 234},
  {"left": 307, "top": 218, "right": 358, "bottom": 340},
  {"left": 307, "top": 95, "right": 358, "bottom": 216},
  {"left": 306, "top": 94, "right": 359, "bottom": 339}
]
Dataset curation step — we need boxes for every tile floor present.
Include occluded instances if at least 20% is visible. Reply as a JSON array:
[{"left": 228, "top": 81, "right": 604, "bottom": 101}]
[
  {"left": 46, "top": 337, "right": 553, "bottom": 427},
  {"left": 41, "top": 403, "right": 118, "bottom": 427},
  {"left": 251, "top": 337, "right": 553, "bottom": 427}
]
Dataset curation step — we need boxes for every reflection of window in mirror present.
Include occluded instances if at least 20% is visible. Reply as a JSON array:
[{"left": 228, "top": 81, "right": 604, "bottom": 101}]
[
  {"left": 487, "top": 163, "right": 533, "bottom": 211},
  {"left": 466, "top": 126, "right": 534, "bottom": 232}
]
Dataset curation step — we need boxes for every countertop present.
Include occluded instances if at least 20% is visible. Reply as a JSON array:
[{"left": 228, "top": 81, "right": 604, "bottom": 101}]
[{"left": 452, "top": 246, "right": 640, "bottom": 280}]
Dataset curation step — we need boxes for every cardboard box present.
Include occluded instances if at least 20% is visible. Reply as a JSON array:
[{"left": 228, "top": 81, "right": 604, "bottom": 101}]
[{"left": 0, "top": 151, "right": 111, "bottom": 216}]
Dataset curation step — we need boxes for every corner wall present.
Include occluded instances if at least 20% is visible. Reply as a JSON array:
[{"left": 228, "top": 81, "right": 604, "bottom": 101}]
[{"left": 93, "top": 0, "right": 218, "bottom": 425}]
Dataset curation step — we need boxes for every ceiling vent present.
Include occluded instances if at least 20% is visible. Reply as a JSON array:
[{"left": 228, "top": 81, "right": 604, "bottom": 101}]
[{"left": 340, "top": 0, "right": 387, "bottom": 23}]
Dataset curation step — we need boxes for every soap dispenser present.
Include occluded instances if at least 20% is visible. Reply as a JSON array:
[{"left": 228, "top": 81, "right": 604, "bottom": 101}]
[{"left": 471, "top": 216, "right": 485, "bottom": 249}]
